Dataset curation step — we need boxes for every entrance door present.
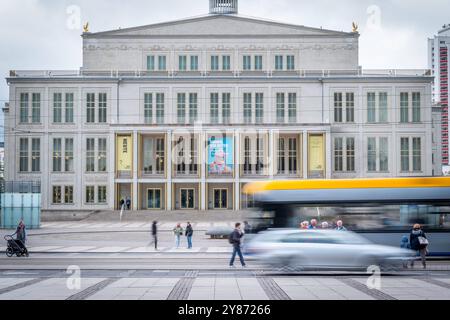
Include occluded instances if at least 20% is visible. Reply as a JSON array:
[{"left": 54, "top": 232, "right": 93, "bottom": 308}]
[
  {"left": 180, "top": 189, "right": 195, "bottom": 209},
  {"left": 147, "top": 189, "right": 161, "bottom": 209},
  {"left": 213, "top": 189, "right": 228, "bottom": 209}
]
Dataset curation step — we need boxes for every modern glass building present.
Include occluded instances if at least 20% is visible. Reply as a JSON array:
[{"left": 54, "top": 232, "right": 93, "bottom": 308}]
[{"left": 4, "top": 0, "right": 433, "bottom": 213}]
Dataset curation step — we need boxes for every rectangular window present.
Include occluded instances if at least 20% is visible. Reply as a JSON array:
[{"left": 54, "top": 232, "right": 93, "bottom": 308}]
[
  {"left": 32, "top": 93, "right": 40, "bottom": 123},
  {"left": 367, "top": 92, "right": 376, "bottom": 123},
  {"left": 147, "top": 55, "right": 155, "bottom": 71},
  {"left": 52, "top": 138, "right": 62, "bottom": 172},
  {"left": 288, "top": 93, "right": 297, "bottom": 123},
  {"left": 244, "top": 137, "right": 252, "bottom": 174},
  {"left": 98, "top": 93, "right": 107, "bottom": 123},
  {"left": 98, "top": 186, "right": 107, "bottom": 204},
  {"left": 401, "top": 137, "right": 409, "bottom": 172},
  {"left": 346, "top": 138, "right": 355, "bottom": 172},
  {"left": 275, "top": 55, "right": 283, "bottom": 70},
  {"left": 86, "top": 138, "right": 95, "bottom": 172},
  {"left": 65, "top": 93, "right": 74, "bottom": 123},
  {"left": 147, "top": 189, "right": 162, "bottom": 209},
  {"left": 413, "top": 137, "right": 422, "bottom": 172},
  {"left": 158, "top": 56, "right": 166, "bottom": 71},
  {"left": 177, "top": 93, "right": 186, "bottom": 124},
  {"left": 277, "top": 138, "right": 285, "bottom": 174},
  {"left": 256, "top": 137, "right": 264, "bottom": 174},
  {"left": 346, "top": 93, "right": 355, "bottom": 123},
  {"left": 65, "top": 186, "right": 74, "bottom": 204},
  {"left": 243, "top": 55, "right": 251, "bottom": 70},
  {"left": 334, "top": 93, "right": 343, "bottom": 123},
  {"left": 287, "top": 55, "right": 295, "bottom": 70},
  {"left": 98, "top": 138, "right": 107, "bottom": 172},
  {"left": 65, "top": 138, "right": 74, "bottom": 172},
  {"left": 156, "top": 93, "right": 164, "bottom": 124},
  {"left": 53, "top": 186, "right": 62, "bottom": 204},
  {"left": 255, "top": 55, "right": 263, "bottom": 70},
  {"left": 86, "top": 93, "right": 95, "bottom": 123},
  {"left": 211, "top": 55, "right": 219, "bottom": 71},
  {"left": 31, "top": 138, "right": 40, "bottom": 172},
  {"left": 20, "top": 93, "right": 29, "bottom": 123},
  {"left": 190, "top": 56, "right": 199, "bottom": 71},
  {"left": 222, "top": 55, "right": 231, "bottom": 71},
  {"left": 144, "top": 93, "right": 153, "bottom": 124},
  {"left": 400, "top": 92, "right": 409, "bottom": 123},
  {"left": 288, "top": 138, "right": 298, "bottom": 174},
  {"left": 276, "top": 93, "right": 285, "bottom": 123},
  {"left": 86, "top": 186, "right": 95, "bottom": 204},
  {"left": 156, "top": 138, "right": 165, "bottom": 174},
  {"left": 243, "top": 93, "right": 252, "bottom": 124},
  {"left": 334, "top": 138, "right": 344, "bottom": 172},
  {"left": 378, "top": 92, "right": 388, "bottom": 123},
  {"left": 412, "top": 92, "right": 421, "bottom": 123},
  {"left": 189, "top": 93, "right": 198, "bottom": 124},
  {"left": 19, "top": 138, "right": 28, "bottom": 172},
  {"left": 210, "top": 93, "right": 219, "bottom": 124},
  {"left": 222, "top": 93, "right": 231, "bottom": 124},
  {"left": 379, "top": 137, "right": 389, "bottom": 172},
  {"left": 53, "top": 93, "right": 62, "bottom": 123},
  {"left": 179, "top": 55, "right": 187, "bottom": 71},
  {"left": 367, "top": 137, "right": 377, "bottom": 172},
  {"left": 255, "top": 93, "right": 264, "bottom": 124}
]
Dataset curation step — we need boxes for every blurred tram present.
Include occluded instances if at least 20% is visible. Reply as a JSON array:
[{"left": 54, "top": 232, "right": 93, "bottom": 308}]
[{"left": 243, "top": 177, "right": 450, "bottom": 256}]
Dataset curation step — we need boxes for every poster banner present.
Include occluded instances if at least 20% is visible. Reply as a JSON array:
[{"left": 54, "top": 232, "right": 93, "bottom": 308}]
[
  {"left": 117, "top": 136, "right": 132, "bottom": 171},
  {"left": 308, "top": 134, "right": 325, "bottom": 177},
  {"left": 208, "top": 137, "right": 233, "bottom": 175}
]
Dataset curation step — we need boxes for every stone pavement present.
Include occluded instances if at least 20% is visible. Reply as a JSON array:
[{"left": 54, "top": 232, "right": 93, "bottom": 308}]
[{"left": 0, "top": 272, "right": 449, "bottom": 300}]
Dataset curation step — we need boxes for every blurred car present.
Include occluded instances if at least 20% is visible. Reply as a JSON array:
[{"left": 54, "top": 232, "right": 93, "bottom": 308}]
[
  {"left": 246, "top": 229, "right": 415, "bottom": 270},
  {"left": 205, "top": 226, "right": 234, "bottom": 239}
]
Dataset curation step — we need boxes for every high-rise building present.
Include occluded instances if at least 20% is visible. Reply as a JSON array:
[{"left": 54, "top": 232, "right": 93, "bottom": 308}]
[
  {"left": 428, "top": 24, "right": 450, "bottom": 168},
  {"left": 4, "top": 0, "right": 433, "bottom": 212}
]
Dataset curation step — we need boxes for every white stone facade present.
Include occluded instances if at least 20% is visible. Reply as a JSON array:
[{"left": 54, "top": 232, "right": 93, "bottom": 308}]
[{"left": 4, "top": 8, "right": 433, "bottom": 212}]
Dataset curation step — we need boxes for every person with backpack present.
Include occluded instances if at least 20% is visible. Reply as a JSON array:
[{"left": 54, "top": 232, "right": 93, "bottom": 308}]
[
  {"left": 185, "top": 222, "right": 194, "bottom": 249},
  {"left": 229, "top": 223, "right": 246, "bottom": 268},
  {"left": 173, "top": 223, "right": 184, "bottom": 249},
  {"left": 410, "top": 224, "right": 429, "bottom": 269}
]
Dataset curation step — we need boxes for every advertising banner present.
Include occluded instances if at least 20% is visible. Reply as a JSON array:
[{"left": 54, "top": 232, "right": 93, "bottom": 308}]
[{"left": 208, "top": 137, "right": 233, "bottom": 175}]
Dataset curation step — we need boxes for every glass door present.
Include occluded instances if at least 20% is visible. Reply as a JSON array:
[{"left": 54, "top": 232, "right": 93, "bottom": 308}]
[
  {"left": 213, "top": 189, "right": 228, "bottom": 209},
  {"left": 147, "top": 189, "right": 161, "bottom": 209},
  {"left": 180, "top": 189, "right": 195, "bottom": 209}
]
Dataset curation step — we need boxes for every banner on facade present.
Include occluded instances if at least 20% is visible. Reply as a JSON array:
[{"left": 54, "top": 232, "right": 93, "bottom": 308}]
[
  {"left": 208, "top": 137, "right": 233, "bottom": 174},
  {"left": 308, "top": 134, "right": 325, "bottom": 178},
  {"left": 116, "top": 136, "right": 132, "bottom": 171}
]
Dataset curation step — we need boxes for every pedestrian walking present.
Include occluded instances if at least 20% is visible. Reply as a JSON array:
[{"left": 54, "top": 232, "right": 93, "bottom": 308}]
[
  {"left": 410, "top": 224, "right": 429, "bottom": 269},
  {"left": 173, "top": 223, "right": 184, "bottom": 249},
  {"left": 13, "top": 219, "right": 27, "bottom": 244},
  {"left": 229, "top": 223, "right": 246, "bottom": 268},
  {"left": 119, "top": 198, "right": 125, "bottom": 210},
  {"left": 400, "top": 235, "right": 411, "bottom": 269},
  {"left": 185, "top": 222, "right": 194, "bottom": 249},
  {"left": 126, "top": 197, "right": 131, "bottom": 210},
  {"left": 335, "top": 220, "right": 347, "bottom": 231},
  {"left": 150, "top": 221, "right": 158, "bottom": 250}
]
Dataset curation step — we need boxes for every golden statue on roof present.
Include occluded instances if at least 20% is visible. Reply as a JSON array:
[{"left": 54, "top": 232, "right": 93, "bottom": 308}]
[
  {"left": 83, "top": 22, "right": 89, "bottom": 33},
  {"left": 352, "top": 22, "right": 358, "bottom": 33}
]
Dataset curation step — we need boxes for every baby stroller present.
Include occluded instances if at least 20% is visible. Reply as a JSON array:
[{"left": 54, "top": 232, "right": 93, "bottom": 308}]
[{"left": 4, "top": 235, "right": 29, "bottom": 257}]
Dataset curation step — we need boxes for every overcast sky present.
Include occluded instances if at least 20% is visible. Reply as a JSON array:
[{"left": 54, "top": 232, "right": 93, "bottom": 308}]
[{"left": 1, "top": 0, "right": 449, "bottom": 140}]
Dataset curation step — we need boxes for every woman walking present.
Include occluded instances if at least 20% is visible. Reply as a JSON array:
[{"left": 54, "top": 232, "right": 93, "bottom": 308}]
[{"left": 410, "top": 224, "right": 429, "bottom": 269}]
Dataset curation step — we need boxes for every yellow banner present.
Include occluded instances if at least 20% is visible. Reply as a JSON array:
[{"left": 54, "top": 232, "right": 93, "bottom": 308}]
[
  {"left": 308, "top": 134, "right": 324, "bottom": 173},
  {"left": 117, "top": 136, "right": 132, "bottom": 171}
]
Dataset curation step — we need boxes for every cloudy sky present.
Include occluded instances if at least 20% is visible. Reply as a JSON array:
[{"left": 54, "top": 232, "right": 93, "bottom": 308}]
[{"left": 0, "top": 0, "right": 449, "bottom": 140}]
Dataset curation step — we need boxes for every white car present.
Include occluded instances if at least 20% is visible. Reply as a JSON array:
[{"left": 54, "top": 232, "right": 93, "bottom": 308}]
[{"left": 246, "top": 229, "right": 415, "bottom": 270}]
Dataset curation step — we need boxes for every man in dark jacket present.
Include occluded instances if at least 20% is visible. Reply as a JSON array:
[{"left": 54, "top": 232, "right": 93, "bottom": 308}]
[
  {"left": 410, "top": 224, "right": 428, "bottom": 269},
  {"left": 186, "top": 222, "right": 194, "bottom": 249},
  {"left": 229, "top": 223, "right": 246, "bottom": 268},
  {"left": 151, "top": 221, "right": 158, "bottom": 250}
]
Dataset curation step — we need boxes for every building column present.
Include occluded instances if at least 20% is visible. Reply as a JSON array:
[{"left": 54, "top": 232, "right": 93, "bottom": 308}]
[
  {"left": 303, "top": 131, "right": 308, "bottom": 179},
  {"left": 167, "top": 130, "right": 173, "bottom": 211},
  {"left": 325, "top": 131, "right": 332, "bottom": 179},
  {"left": 268, "top": 129, "right": 274, "bottom": 179},
  {"left": 200, "top": 131, "right": 207, "bottom": 211},
  {"left": 132, "top": 131, "right": 138, "bottom": 211}
]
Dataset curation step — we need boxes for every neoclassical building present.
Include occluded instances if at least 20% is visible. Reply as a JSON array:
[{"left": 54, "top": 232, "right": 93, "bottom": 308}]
[{"left": 4, "top": 0, "right": 433, "bottom": 212}]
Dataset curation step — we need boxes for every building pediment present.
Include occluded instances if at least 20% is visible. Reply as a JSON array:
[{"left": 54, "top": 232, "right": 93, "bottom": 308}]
[{"left": 84, "top": 15, "right": 356, "bottom": 38}]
